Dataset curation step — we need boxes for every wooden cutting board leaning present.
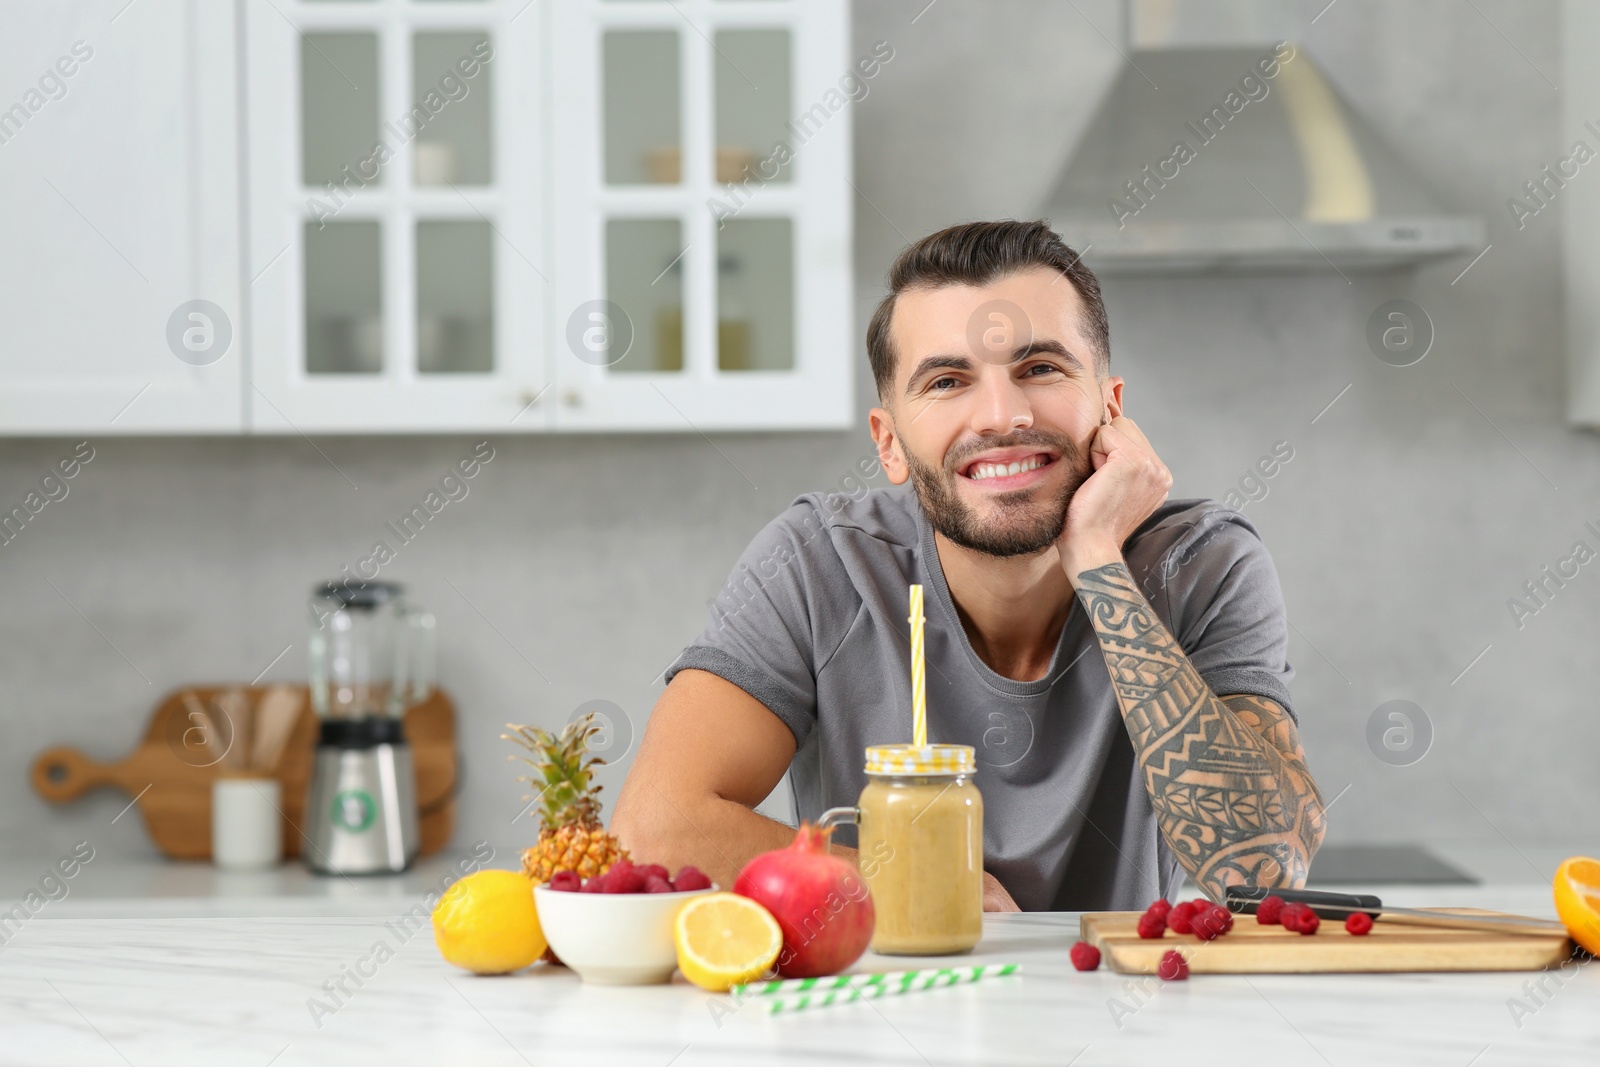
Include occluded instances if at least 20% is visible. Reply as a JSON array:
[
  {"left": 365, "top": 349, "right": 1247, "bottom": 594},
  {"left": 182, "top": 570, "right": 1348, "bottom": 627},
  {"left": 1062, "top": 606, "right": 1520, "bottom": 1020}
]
[
  {"left": 29, "top": 685, "right": 457, "bottom": 861},
  {"left": 1080, "top": 909, "right": 1575, "bottom": 973}
]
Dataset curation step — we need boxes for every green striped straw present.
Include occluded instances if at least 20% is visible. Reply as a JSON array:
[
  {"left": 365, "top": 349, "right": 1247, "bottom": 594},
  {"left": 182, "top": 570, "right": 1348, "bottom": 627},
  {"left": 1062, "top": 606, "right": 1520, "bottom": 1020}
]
[{"left": 732, "top": 964, "right": 1020, "bottom": 1015}]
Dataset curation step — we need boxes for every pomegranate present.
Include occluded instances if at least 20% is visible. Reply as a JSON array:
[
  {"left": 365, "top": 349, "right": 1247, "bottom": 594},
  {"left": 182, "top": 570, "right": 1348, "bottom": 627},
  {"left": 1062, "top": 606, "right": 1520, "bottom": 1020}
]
[{"left": 734, "top": 823, "right": 875, "bottom": 978}]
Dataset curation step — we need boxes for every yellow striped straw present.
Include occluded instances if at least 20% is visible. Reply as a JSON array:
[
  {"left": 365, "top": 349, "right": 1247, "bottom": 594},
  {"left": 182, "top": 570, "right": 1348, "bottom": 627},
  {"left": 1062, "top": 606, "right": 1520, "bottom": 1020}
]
[{"left": 909, "top": 584, "right": 926, "bottom": 747}]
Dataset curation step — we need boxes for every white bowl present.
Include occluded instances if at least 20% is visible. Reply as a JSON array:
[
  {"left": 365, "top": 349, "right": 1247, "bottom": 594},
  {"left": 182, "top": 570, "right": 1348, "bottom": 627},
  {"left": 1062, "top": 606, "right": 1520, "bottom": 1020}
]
[{"left": 534, "top": 884, "right": 716, "bottom": 985}]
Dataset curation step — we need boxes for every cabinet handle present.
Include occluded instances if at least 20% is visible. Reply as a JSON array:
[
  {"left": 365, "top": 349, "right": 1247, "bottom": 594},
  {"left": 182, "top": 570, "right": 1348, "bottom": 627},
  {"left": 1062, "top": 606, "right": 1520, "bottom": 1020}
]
[{"left": 563, "top": 389, "right": 583, "bottom": 408}]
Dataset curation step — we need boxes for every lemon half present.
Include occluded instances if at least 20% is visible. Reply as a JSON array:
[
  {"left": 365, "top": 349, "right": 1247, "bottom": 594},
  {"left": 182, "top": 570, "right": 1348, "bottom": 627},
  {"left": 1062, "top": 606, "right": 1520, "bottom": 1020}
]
[{"left": 674, "top": 892, "right": 782, "bottom": 992}]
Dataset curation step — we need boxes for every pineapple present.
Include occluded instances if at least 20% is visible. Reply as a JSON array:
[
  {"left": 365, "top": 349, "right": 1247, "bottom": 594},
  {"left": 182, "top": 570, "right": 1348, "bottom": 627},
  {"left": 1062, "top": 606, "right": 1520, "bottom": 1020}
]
[{"left": 505, "top": 714, "right": 629, "bottom": 884}]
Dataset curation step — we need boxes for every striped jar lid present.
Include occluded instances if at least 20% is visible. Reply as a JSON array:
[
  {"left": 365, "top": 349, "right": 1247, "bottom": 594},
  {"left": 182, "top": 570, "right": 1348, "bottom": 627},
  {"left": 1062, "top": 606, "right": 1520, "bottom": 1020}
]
[{"left": 863, "top": 744, "right": 976, "bottom": 776}]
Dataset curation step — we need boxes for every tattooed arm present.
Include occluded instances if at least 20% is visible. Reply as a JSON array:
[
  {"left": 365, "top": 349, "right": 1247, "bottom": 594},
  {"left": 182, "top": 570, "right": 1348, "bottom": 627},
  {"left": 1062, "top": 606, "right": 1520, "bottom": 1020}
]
[
  {"left": 1054, "top": 413, "right": 1324, "bottom": 899},
  {"left": 1072, "top": 562, "right": 1325, "bottom": 897}
]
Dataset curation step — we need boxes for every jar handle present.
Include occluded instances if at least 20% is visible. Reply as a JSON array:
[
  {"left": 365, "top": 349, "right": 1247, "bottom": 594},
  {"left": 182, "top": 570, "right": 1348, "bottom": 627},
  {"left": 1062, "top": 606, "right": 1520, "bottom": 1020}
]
[{"left": 816, "top": 806, "right": 859, "bottom": 831}]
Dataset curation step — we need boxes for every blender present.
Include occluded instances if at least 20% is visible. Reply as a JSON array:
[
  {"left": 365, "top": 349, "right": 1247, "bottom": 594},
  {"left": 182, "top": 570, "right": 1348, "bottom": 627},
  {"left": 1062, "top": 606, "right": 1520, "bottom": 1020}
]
[{"left": 304, "top": 580, "right": 434, "bottom": 874}]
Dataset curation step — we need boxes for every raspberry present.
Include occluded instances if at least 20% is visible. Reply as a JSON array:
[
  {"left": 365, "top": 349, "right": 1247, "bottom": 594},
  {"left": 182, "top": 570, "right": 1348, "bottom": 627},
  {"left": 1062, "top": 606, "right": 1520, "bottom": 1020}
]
[
  {"left": 672, "top": 866, "right": 713, "bottom": 892},
  {"left": 1281, "top": 903, "right": 1320, "bottom": 935},
  {"left": 1157, "top": 949, "right": 1189, "bottom": 980},
  {"left": 1144, "top": 898, "right": 1173, "bottom": 920},
  {"left": 578, "top": 874, "right": 605, "bottom": 893},
  {"left": 605, "top": 862, "right": 647, "bottom": 894},
  {"left": 1166, "top": 900, "right": 1197, "bottom": 935},
  {"left": 1345, "top": 912, "right": 1374, "bottom": 936},
  {"left": 1136, "top": 912, "right": 1167, "bottom": 939},
  {"left": 644, "top": 875, "right": 676, "bottom": 893},
  {"left": 1191, "top": 905, "right": 1232, "bottom": 941},
  {"left": 637, "top": 864, "right": 670, "bottom": 883},
  {"left": 547, "top": 870, "right": 582, "bottom": 892},
  {"left": 1070, "top": 941, "right": 1101, "bottom": 971},
  {"left": 1255, "top": 895, "right": 1286, "bottom": 925}
]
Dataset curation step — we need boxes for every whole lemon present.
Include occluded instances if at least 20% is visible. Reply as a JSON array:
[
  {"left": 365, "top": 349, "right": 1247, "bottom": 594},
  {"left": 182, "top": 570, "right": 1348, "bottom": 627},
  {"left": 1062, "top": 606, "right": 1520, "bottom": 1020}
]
[{"left": 432, "top": 870, "right": 546, "bottom": 975}]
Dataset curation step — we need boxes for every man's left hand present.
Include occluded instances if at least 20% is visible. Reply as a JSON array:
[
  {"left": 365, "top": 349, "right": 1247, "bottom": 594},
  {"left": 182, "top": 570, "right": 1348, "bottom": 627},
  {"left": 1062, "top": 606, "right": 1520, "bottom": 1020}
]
[{"left": 1057, "top": 415, "right": 1172, "bottom": 576}]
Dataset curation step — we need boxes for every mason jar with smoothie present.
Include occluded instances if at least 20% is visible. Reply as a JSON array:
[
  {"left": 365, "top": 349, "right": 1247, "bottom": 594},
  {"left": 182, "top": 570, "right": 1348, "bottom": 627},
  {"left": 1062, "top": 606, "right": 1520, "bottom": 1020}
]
[{"left": 820, "top": 743, "right": 984, "bottom": 955}]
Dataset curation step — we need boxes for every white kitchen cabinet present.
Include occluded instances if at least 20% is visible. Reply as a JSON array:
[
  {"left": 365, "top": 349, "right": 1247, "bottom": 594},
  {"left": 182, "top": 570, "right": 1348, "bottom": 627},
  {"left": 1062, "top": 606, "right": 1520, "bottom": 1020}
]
[
  {"left": 2, "top": 0, "right": 852, "bottom": 435},
  {"left": 548, "top": 0, "right": 854, "bottom": 431},
  {"left": 244, "top": 0, "right": 549, "bottom": 432},
  {"left": 0, "top": 1, "right": 244, "bottom": 434},
  {"left": 246, "top": 0, "right": 852, "bottom": 434}
]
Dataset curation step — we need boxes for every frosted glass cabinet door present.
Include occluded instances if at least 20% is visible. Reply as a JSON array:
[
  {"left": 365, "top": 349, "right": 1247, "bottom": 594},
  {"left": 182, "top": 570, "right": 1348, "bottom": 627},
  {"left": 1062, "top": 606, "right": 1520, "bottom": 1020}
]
[
  {"left": 717, "top": 218, "right": 794, "bottom": 372},
  {"left": 304, "top": 221, "right": 384, "bottom": 375},
  {"left": 550, "top": 0, "right": 853, "bottom": 431},
  {"left": 605, "top": 218, "right": 685, "bottom": 373},
  {"left": 604, "top": 31, "right": 681, "bottom": 185},
  {"left": 301, "top": 32, "right": 382, "bottom": 189},
  {"left": 412, "top": 31, "right": 494, "bottom": 187},
  {"left": 0, "top": 3, "right": 243, "bottom": 433},
  {"left": 416, "top": 220, "right": 494, "bottom": 374},
  {"left": 246, "top": 0, "right": 546, "bottom": 432},
  {"left": 714, "top": 29, "right": 792, "bottom": 185}
]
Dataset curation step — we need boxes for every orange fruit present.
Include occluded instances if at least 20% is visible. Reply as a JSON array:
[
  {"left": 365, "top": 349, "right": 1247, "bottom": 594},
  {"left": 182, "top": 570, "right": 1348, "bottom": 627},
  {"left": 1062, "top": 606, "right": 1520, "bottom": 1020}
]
[{"left": 1552, "top": 856, "right": 1600, "bottom": 957}]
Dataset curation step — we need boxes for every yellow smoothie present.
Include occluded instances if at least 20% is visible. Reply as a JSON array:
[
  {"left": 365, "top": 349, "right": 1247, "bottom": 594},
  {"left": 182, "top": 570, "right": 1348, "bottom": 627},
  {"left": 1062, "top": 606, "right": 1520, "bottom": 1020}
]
[{"left": 859, "top": 769, "right": 983, "bottom": 955}]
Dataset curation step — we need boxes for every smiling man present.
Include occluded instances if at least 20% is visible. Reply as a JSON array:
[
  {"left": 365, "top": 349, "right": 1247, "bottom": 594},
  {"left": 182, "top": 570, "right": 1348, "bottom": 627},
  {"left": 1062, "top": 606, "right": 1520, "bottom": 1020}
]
[{"left": 613, "top": 220, "right": 1325, "bottom": 910}]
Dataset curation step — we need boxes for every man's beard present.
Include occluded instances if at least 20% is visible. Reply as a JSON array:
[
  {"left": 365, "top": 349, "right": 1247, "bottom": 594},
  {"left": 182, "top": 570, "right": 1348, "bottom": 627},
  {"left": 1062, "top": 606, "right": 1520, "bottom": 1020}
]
[{"left": 904, "top": 428, "right": 1094, "bottom": 559}]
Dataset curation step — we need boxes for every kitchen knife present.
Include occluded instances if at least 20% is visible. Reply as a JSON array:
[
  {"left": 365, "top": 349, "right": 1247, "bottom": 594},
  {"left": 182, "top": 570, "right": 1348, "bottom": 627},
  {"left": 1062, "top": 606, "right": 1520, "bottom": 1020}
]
[{"left": 1224, "top": 886, "right": 1569, "bottom": 938}]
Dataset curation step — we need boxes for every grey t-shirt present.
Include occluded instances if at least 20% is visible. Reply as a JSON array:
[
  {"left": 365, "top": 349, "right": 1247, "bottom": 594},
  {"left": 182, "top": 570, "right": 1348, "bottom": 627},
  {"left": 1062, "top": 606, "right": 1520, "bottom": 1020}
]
[{"left": 665, "top": 488, "right": 1294, "bottom": 911}]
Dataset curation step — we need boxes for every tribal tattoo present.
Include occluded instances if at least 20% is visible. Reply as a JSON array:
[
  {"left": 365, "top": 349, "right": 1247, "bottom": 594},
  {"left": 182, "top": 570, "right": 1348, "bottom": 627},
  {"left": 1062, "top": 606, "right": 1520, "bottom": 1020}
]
[{"left": 1073, "top": 562, "right": 1326, "bottom": 900}]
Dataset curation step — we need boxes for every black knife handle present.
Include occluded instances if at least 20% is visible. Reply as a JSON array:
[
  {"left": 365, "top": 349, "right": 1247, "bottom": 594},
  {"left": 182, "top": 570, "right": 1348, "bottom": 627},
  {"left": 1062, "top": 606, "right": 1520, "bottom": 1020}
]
[{"left": 1224, "top": 886, "right": 1382, "bottom": 920}]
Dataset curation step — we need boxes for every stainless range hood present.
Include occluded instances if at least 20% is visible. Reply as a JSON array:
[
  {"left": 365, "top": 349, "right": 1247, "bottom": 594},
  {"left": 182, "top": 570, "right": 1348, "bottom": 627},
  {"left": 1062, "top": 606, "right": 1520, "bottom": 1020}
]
[{"left": 1043, "top": 45, "right": 1484, "bottom": 273}]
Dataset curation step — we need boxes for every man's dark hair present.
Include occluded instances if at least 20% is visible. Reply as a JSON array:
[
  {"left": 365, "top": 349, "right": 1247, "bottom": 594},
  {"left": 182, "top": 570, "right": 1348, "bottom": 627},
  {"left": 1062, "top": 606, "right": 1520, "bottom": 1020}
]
[{"left": 865, "top": 219, "right": 1109, "bottom": 403}]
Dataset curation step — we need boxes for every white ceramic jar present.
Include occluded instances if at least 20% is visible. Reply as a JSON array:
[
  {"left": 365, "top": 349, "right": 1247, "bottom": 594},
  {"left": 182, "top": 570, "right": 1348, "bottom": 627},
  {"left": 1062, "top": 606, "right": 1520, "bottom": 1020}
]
[{"left": 212, "top": 777, "right": 282, "bottom": 870}]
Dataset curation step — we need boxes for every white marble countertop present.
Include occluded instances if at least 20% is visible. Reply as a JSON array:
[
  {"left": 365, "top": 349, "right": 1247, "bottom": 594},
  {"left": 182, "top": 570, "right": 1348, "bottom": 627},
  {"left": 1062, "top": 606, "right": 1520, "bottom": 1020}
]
[{"left": 2, "top": 864, "right": 1597, "bottom": 1067}]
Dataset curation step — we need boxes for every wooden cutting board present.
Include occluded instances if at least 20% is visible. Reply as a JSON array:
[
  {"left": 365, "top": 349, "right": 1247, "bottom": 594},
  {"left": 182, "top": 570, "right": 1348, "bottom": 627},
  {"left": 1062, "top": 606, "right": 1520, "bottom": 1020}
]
[
  {"left": 30, "top": 685, "right": 457, "bottom": 861},
  {"left": 1081, "top": 909, "right": 1574, "bottom": 973}
]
